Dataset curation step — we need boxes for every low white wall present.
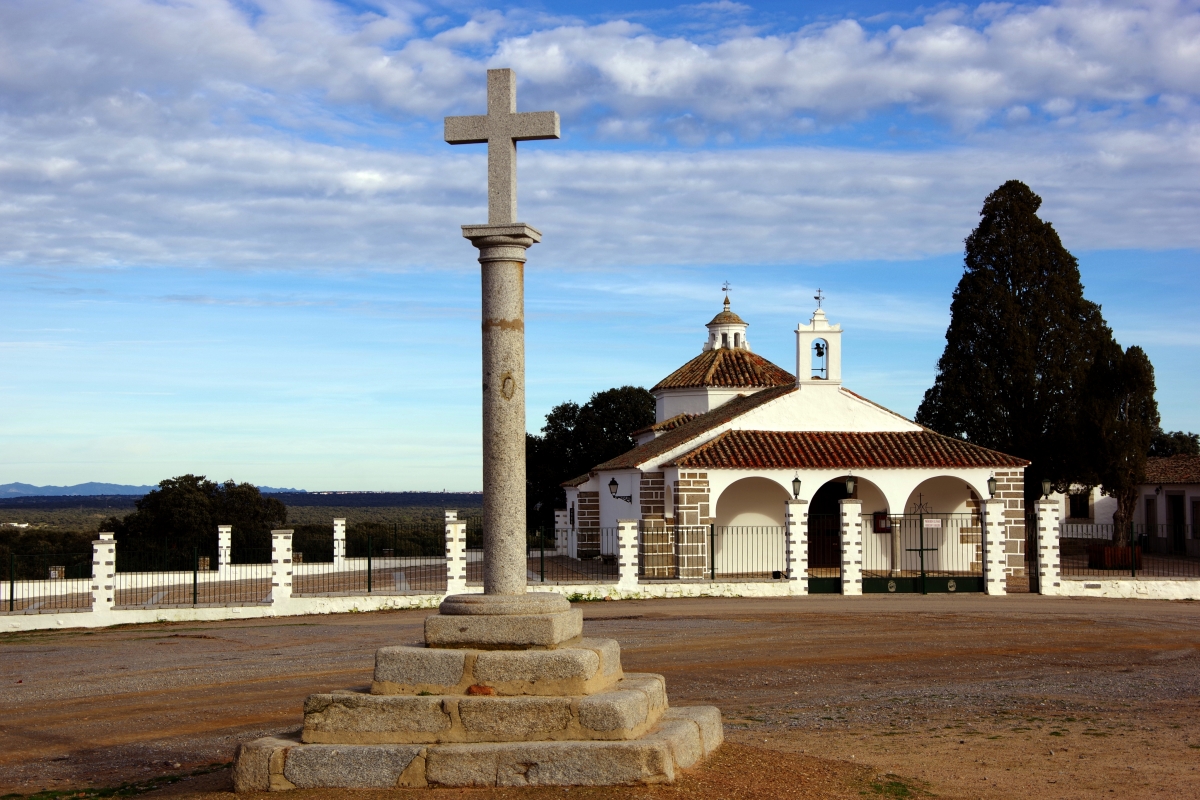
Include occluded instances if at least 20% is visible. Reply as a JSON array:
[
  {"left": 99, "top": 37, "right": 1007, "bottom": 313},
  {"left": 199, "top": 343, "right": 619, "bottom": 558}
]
[
  {"left": 1, "top": 592, "right": 444, "bottom": 632},
  {"left": 1052, "top": 577, "right": 1200, "bottom": 601}
]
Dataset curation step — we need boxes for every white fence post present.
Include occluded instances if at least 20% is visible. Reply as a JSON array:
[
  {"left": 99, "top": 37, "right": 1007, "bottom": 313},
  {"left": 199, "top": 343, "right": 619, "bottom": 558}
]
[
  {"left": 271, "top": 530, "right": 293, "bottom": 605},
  {"left": 1036, "top": 498, "right": 1061, "bottom": 595},
  {"left": 333, "top": 518, "right": 346, "bottom": 566},
  {"left": 617, "top": 519, "right": 639, "bottom": 593},
  {"left": 983, "top": 498, "right": 1008, "bottom": 595},
  {"left": 840, "top": 499, "right": 863, "bottom": 596},
  {"left": 445, "top": 510, "right": 467, "bottom": 596},
  {"left": 92, "top": 532, "right": 116, "bottom": 614},
  {"left": 784, "top": 499, "right": 808, "bottom": 595},
  {"left": 554, "top": 509, "right": 569, "bottom": 555},
  {"left": 217, "top": 525, "right": 232, "bottom": 572}
]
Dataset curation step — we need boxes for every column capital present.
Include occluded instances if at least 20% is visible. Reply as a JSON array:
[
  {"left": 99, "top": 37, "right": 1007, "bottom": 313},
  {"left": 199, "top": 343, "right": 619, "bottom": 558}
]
[{"left": 462, "top": 223, "right": 542, "bottom": 263}]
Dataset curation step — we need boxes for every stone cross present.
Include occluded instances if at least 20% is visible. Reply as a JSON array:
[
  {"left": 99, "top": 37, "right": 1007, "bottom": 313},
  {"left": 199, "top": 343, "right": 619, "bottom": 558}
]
[
  {"left": 445, "top": 69, "right": 560, "bottom": 225},
  {"left": 444, "top": 69, "right": 559, "bottom": 599}
]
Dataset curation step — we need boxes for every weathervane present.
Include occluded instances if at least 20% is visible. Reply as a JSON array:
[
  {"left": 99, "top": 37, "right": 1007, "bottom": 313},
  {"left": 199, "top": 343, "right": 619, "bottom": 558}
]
[
  {"left": 814, "top": 288, "right": 825, "bottom": 309},
  {"left": 722, "top": 280, "right": 731, "bottom": 296}
]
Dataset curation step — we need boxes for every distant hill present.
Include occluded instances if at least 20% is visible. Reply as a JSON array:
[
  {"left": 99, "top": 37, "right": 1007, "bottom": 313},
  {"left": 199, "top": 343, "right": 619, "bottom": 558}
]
[
  {"left": 0, "top": 482, "right": 307, "bottom": 498},
  {"left": 276, "top": 492, "right": 483, "bottom": 508},
  {"left": 0, "top": 488, "right": 481, "bottom": 510}
]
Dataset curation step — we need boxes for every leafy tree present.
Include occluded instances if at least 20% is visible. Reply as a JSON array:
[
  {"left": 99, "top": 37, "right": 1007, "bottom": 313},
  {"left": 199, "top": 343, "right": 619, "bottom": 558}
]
[
  {"left": 916, "top": 180, "right": 1117, "bottom": 508},
  {"left": 103, "top": 474, "right": 286, "bottom": 552},
  {"left": 526, "top": 386, "right": 655, "bottom": 532},
  {"left": 1082, "top": 344, "right": 1159, "bottom": 539},
  {"left": 1149, "top": 427, "right": 1200, "bottom": 457}
]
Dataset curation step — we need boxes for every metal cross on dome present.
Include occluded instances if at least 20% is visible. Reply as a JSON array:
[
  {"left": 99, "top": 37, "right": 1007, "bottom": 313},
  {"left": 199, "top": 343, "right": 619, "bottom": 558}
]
[{"left": 444, "top": 69, "right": 560, "bottom": 225}]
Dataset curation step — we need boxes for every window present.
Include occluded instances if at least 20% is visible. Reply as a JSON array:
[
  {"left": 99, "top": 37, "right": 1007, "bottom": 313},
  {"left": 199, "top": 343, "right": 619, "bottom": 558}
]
[
  {"left": 1069, "top": 493, "right": 1090, "bottom": 519},
  {"left": 873, "top": 512, "right": 892, "bottom": 533},
  {"left": 734, "top": 332, "right": 740, "bottom": 348},
  {"left": 721, "top": 333, "right": 728, "bottom": 348}
]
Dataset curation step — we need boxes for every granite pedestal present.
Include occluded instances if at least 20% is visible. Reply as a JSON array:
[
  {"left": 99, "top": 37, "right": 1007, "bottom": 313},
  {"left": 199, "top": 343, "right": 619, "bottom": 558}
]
[{"left": 232, "top": 593, "right": 723, "bottom": 789}]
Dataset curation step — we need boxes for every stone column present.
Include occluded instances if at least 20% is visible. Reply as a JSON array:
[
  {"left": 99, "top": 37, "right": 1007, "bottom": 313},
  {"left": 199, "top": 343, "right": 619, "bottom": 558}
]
[
  {"left": 890, "top": 521, "right": 902, "bottom": 577},
  {"left": 445, "top": 510, "right": 468, "bottom": 596},
  {"left": 333, "top": 519, "right": 346, "bottom": 566},
  {"left": 982, "top": 498, "right": 1008, "bottom": 596},
  {"left": 218, "top": 525, "right": 232, "bottom": 571},
  {"left": 91, "top": 532, "right": 116, "bottom": 614},
  {"left": 840, "top": 499, "right": 863, "bottom": 596},
  {"left": 783, "top": 499, "right": 808, "bottom": 595},
  {"left": 463, "top": 223, "right": 540, "bottom": 597},
  {"left": 271, "top": 530, "right": 293, "bottom": 605},
  {"left": 1036, "top": 498, "right": 1062, "bottom": 596},
  {"left": 617, "top": 519, "right": 639, "bottom": 593}
]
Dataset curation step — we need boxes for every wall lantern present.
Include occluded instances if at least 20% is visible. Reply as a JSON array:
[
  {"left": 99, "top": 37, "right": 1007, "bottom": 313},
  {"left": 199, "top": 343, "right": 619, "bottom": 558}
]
[
  {"left": 845, "top": 475, "right": 856, "bottom": 496},
  {"left": 987, "top": 476, "right": 997, "bottom": 498},
  {"left": 791, "top": 475, "right": 802, "bottom": 499},
  {"left": 608, "top": 477, "right": 632, "bottom": 503},
  {"left": 1041, "top": 478, "right": 1052, "bottom": 499}
]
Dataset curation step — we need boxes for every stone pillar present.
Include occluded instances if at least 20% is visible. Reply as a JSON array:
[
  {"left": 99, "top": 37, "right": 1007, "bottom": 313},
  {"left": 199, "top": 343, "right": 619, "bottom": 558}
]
[
  {"left": 554, "top": 509, "right": 569, "bottom": 554},
  {"left": 333, "top": 518, "right": 346, "bottom": 566},
  {"left": 271, "top": 530, "right": 293, "bottom": 605},
  {"left": 91, "top": 532, "right": 116, "bottom": 613},
  {"left": 840, "top": 499, "right": 863, "bottom": 596},
  {"left": 463, "top": 223, "right": 541, "bottom": 597},
  {"left": 218, "top": 525, "right": 232, "bottom": 571},
  {"left": 1036, "top": 498, "right": 1062, "bottom": 595},
  {"left": 890, "top": 522, "right": 902, "bottom": 578},
  {"left": 445, "top": 510, "right": 468, "bottom": 596},
  {"left": 982, "top": 498, "right": 1008, "bottom": 596},
  {"left": 617, "top": 519, "right": 639, "bottom": 593},
  {"left": 783, "top": 499, "right": 808, "bottom": 595}
]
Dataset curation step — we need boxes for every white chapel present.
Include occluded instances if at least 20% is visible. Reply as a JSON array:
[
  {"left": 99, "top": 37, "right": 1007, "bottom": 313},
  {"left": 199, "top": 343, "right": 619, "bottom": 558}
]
[{"left": 562, "top": 297, "right": 1031, "bottom": 590}]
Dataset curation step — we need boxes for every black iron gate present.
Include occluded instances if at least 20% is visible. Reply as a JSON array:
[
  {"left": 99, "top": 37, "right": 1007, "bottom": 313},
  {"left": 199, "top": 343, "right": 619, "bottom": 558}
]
[
  {"left": 863, "top": 513, "right": 985, "bottom": 594},
  {"left": 807, "top": 514, "right": 842, "bottom": 593}
]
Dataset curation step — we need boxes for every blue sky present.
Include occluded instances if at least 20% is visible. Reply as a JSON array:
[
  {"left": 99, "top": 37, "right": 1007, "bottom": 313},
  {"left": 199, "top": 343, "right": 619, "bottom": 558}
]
[{"left": 1, "top": 0, "right": 1198, "bottom": 491}]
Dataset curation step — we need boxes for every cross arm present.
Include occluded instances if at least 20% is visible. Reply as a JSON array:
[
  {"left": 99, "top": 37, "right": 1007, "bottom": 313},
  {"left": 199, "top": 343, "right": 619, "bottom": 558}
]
[
  {"left": 445, "top": 115, "right": 490, "bottom": 145},
  {"left": 508, "top": 111, "right": 559, "bottom": 141}
]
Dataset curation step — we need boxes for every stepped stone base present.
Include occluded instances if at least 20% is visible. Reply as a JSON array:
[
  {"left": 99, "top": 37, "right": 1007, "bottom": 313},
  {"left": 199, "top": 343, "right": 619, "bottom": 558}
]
[
  {"left": 232, "top": 597, "right": 723, "bottom": 790},
  {"left": 234, "top": 706, "right": 723, "bottom": 790}
]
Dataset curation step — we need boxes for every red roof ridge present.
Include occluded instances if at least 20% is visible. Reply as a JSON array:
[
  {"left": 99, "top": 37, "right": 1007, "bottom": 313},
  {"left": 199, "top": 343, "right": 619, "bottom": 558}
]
[
  {"left": 587, "top": 385, "right": 797, "bottom": 473},
  {"left": 666, "top": 429, "right": 1029, "bottom": 470}
]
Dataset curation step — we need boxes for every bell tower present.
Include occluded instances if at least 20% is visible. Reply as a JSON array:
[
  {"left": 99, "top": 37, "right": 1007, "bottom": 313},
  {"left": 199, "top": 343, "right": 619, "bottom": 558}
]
[{"left": 795, "top": 294, "right": 842, "bottom": 387}]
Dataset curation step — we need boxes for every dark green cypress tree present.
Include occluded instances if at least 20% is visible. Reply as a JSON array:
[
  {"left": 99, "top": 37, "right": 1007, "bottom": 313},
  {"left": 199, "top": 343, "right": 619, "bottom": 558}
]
[
  {"left": 1083, "top": 344, "right": 1159, "bottom": 539},
  {"left": 916, "top": 181, "right": 1114, "bottom": 508}
]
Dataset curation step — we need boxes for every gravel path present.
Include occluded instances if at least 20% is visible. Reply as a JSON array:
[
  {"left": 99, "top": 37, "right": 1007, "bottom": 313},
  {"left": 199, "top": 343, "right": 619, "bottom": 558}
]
[{"left": 3, "top": 594, "right": 1198, "bottom": 799}]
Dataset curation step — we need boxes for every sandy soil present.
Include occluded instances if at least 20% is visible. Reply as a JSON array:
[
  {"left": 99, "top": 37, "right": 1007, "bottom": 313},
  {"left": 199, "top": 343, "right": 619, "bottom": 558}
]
[{"left": 3, "top": 594, "right": 1198, "bottom": 799}]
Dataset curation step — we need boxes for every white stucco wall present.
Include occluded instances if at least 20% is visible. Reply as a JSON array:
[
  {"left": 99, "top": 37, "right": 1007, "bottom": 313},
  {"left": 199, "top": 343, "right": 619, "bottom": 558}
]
[
  {"left": 715, "top": 476, "right": 791, "bottom": 527},
  {"left": 655, "top": 387, "right": 757, "bottom": 423}
]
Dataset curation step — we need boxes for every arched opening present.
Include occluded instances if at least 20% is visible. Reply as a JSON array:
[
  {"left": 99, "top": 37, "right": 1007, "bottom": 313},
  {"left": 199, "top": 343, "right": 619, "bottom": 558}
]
[
  {"left": 807, "top": 475, "right": 889, "bottom": 570},
  {"left": 888, "top": 476, "right": 984, "bottom": 583},
  {"left": 903, "top": 476, "right": 979, "bottom": 517},
  {"left": 811, "top": 338, "right": 829, "bottom": 379},
  {"left": 714, "top": 477, "right": 789, "bottom": 578}
]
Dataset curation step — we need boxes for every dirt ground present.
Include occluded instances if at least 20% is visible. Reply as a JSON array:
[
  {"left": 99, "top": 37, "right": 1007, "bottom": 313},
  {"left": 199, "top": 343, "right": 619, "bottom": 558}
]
[{"left": 3, "top": 594, "right": 1199, "bottom": 799}]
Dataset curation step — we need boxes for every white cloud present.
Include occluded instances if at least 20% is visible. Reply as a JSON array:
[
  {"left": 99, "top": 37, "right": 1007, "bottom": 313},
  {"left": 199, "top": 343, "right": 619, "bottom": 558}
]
[{"left": 0, "top": 0, "right": 1198, "bottom": 269}]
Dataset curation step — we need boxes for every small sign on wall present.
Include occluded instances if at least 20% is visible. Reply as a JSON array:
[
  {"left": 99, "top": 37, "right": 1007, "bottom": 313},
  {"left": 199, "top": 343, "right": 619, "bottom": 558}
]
[{"left": 923, "top": 518, "right": 942, "bottom": 529}]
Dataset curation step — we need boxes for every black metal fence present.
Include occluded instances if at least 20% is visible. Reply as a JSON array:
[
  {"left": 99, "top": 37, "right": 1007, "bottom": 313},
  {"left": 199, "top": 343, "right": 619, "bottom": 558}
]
[
  {"left": 5, "top": 552, "right": 93, "bottom": 612},
  {"left": 1060, "top": 523, "right": 1199, "bottom": 578},
  {"left": 293, "top": 526, "right": 448, "bottom": 595},
  {"left": 862, "top": 514, "right": 984, "bottom": 593},
  {"left": 636, "top": 522, "right": 788, "bottom": 582},
  {"left": 114, "top": 548, "right": 273, "bottom": 607}
]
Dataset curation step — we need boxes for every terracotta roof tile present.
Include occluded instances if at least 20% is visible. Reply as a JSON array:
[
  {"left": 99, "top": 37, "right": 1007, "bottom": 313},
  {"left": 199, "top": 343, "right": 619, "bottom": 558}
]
[
  {"left": 1145, "top": 455, "right": 1200, "bottom": 484},
  {"left": 631, "top": 413, "right": 700, "bottom": 438},
  {"left": 652, "top": 348, "right": 794, "bottom": 392},
  {"left": 667, "top": 430, "right": 1029, "bottom": 470},
  {"left": 561, "top": 472, "right": 591, "bottom": 488},
  {"left": 590, "top": 385, "right": 797, "bottom": 472}
]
